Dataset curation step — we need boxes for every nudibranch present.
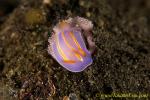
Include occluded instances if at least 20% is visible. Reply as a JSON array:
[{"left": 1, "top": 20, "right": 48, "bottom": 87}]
[{"left": 48, "top": 16, "right": 95, "bottom": 72}]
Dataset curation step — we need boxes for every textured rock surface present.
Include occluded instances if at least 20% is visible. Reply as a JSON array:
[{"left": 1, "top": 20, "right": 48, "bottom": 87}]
[{"left": 0, "top": 0, "right": 150, "bottom": 99}]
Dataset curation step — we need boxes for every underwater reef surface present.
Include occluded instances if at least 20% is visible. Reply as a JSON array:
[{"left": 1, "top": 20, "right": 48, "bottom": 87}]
[{"left": 0, "top": 0, "right": 150, "bottom": 99}]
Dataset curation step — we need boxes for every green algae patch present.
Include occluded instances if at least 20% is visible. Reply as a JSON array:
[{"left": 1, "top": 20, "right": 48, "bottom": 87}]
[{"left": 25, "top": 9, "right": 45, "bottom": 25}]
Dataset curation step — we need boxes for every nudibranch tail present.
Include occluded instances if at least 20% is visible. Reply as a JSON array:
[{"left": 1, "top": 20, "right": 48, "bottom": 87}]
[{"left": 48, "top": 16, "right": 95, "bottom": 72}]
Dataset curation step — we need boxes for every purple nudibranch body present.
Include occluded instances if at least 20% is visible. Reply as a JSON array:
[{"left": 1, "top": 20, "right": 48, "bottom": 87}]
[{"left": 48, "top": 16, "right": 95, "bottom": 72}]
